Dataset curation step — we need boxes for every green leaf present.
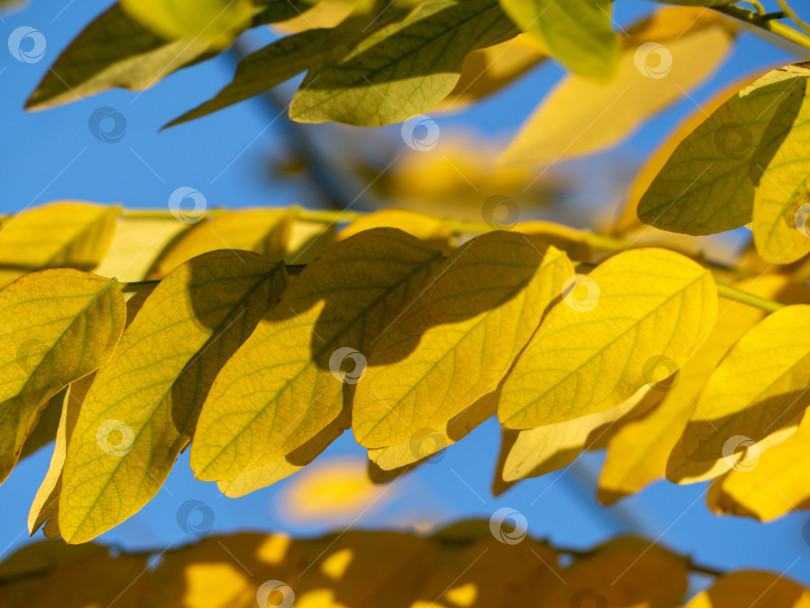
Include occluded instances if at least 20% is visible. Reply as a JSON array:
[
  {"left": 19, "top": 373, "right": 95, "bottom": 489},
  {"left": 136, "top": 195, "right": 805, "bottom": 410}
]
[
  {"left": 26, "top": 4, "right": 213, "bottom": 110},
  {"left": 26, "top": 1, "right": 304, "bottom": 110},
  {"left": 353, "top": 235, "right": 572, "bottom": 448},
  {"left": 0, "top": 269, "right": 125, "bottom": 486},
  {"left": 290, "top": 0, "right": 517, "bottom": 126},
  {"left": 497, "top": 0, "right": 619, "bottom": 82},
  {"left": 498, "top": 248, "right": 717, "bottom": 429},
  {"left": 58, "top": 251, "right": 286, "bottom": 543},
  {"left": 637, "top": 64, "right": 810, "bottom": 251},
  {"left": 167, "top": 29, "right": 332, "bottom": 127},
  {"left": 191, "top": 228, "right": 443, "bottom": 481}
]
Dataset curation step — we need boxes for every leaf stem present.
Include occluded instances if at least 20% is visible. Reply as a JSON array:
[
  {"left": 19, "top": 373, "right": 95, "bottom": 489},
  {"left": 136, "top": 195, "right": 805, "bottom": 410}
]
[
  {"left": 715, "top": 4, "right": 810, "bottom": 53},
  {"left": 715, "top": 283, "right": 785, "bottom": 312}
]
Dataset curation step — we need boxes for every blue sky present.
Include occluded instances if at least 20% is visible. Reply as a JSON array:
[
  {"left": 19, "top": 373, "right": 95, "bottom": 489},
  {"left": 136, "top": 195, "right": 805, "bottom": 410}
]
[{"left": 2, "top": 0, "right": 810, "bottom": 596}]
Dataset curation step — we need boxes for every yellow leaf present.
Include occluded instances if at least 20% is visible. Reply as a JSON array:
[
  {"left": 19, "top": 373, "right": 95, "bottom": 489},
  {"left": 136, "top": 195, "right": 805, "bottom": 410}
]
[
  {"left": 679, "top": 304, "right": 810, "bottom": 466},
  {"left": 217, "top": 416, "right": 346, "bottom": 497},
  {"left": 354, "top": 236, "right": 572, "bottom": 448},
  {"left": 685, "top": 571, "right": 810, "bottom": 608},
  {"left": 286, "top": 220, "right": 336, "bottom": 264},
  {"left": 147, "top": 209, "right": 294, "bottom": 279},
  {"left": 279, "top": 457, "right": 389, "bottom": 523},
  {"left": 120, "top": 0, "right": 255, "bottom": 48},
  {"left": 0, "top": 269, "right": 125, "bottom": 486},
  {"left": 192, "top": 228, "right": 443, "bottom": 481},
  {"left": 599, "top": 274, "right": 803, "bottom": 501},
  {"left": 150, "top": 534, "right": 305, "bottom": 608},
  {"left": 28, "top": 373, "right": 95, "bottom": 538},
  {"left": 499, "top": 248, "right": 717, "bottom": 429},
  {"left": 337, "top": 209, "right": 454, "bottom": 254},
  {"left": 7, "top": 551, "right": 148, "bottom": 608},
  {"left": 540, "top": 538, "right": 688, "bottom": 608},
  {"left": 411, "top": 538, "right": 561, "bottom": 608},
  {"left": 500, "top": 8, "right": 734, "bottom": 165},
  {"left": 0, "top": 202, "right": 118, "bottom": 288},
  {"left": 294, "top": 531, "right": 437, "bottom": 608},
  {"left": 18, "top": 388, "right": 64, "bottom": 461},
  {"left": 272, "top": 0, "right": 361, "bottom": 34},
  {"left": 439, "top": 33, "right": 546, "bottom": 111},
  {"left": 92, "top": 216, "right": 189, "bottom": 282},
  {"left": 58, "top": 251, "right": 286, "bottom": 543},
  {"left": 368, "top": 390, "right": 497, "bottom": 471},
  {"left": 710, "top": 412, "right": 810, "bottom": 521},
  {"left": 501, "top": 385, "right": 656, "bottom": 482}
]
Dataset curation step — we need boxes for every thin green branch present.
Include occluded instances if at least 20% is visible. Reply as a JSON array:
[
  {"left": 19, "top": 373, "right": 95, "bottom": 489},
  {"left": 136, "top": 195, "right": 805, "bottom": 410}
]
[
  {"left": 777, "top": 0, "right": 810, "bottom": 35},
  {"left": 715, "top": 4, "right": 810, "bottom": 54}
]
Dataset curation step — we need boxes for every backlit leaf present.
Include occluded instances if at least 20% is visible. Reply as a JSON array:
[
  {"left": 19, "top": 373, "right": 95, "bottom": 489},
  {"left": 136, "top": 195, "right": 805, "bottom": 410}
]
[
  {"left": 497, "top": 0, "right": 619, "bottom": 82},
  {"left": 290, "top": 0, "right": 517, "bottom": 126},
  {"left": 0, "top": 269, "right": 125, "bottom": 486},
  {"left": 599, "top": 274, "right": 801, "bottom": 501},
  {"left": 0, "top": 202, "right": 118, "bottom": 288},
  {"left": 637, "top": 64, "right": 810, "bottom": 249},
  {"left": 678, "top": 304, "right": 810, "bottom": 466},
  {"left": 147, "top": 209, "right": 294, "bottom": 279},
  {"left": 191, "top": 228, "right": 443, "bottom": 481},
  {"left": 353, "top": 237, "right": 572, "bottom": 448},
  {"left": 501, "top": 8, "right": 735, "bottom": 165},
  {"left": 499, "top": 248, "right": 717, "bottom": 429},
  {"left": 58, "top": 251, "right": 286, "bottom": 543}
]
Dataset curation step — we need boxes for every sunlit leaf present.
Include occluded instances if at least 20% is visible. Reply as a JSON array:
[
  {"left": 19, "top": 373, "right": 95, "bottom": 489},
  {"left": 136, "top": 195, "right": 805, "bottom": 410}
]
[
  {"left": 166, "top": 30, "right": 331, "bottom": 127},
  {"left": 501, "top": 8, "right": 735, "bottom": 164},
  {"left": 497, "top": 0, "right": 619, "bottom": 82},
  {"left": 678, "top": 304, "right": 810, "bottom": 468},
  {"left": 501, "top": 385, "right": 656, "bottom": 482},
  {"left": 637, "top": 63, "right": 810, "bottom": 262},
  {"left": 191, "top": 228, "right": 443, "bottom": 481},
  {"left": 0, "top": 270, "right": 125, "bottom": 486},
  {"left": 354, "top": 237, "right": 572, "bottom": 448},
  {"left": 337, "top": 209, "right": 454, "bottom": 254},
  {"left": 599, "top": 274, "right": 803, "bottom": 501},
  {"left": 290, "top": 0, "right": 517, "bottom": 126},
  {"left": 0, "top": 202, "right": 118, "bottom": 288},
  {"left": 499, "top": 248, "right": 717, "bottom": 429},
  {"left": 59, "top": 252, "right": 286, "bottom": 543},
  {"left": 120, "top": 0, "right": 255, "bottom": 47},
  {"left": 147, "top": 209, "right": 294, "bottom": 279},
  {"left": 439, "top": 33, "right": 546, "bottom": 111}
]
